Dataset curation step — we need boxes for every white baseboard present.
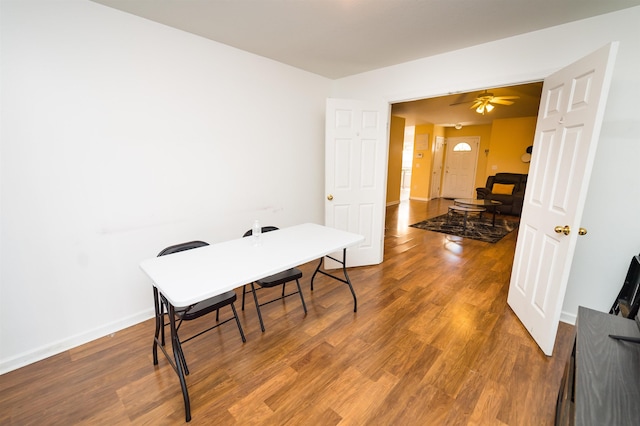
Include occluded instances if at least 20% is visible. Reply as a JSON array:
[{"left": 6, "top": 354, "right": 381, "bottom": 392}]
[
  {"left": 0, "top": 309, "right": 154, "bottom": 375},
  {"left": 410, "top": 196, "right": 430, "bottom": 202},
  {"left": 560, "top": 310, "right": 577, "bottom": 326}
]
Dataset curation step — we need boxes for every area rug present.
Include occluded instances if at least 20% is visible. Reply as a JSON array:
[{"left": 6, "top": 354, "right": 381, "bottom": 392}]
[{"left": 410, "top": 213, "right": 518, "bottom": 243}]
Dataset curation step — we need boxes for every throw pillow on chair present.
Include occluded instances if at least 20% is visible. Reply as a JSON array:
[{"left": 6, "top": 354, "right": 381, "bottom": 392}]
[{"left": 492, "top": 183, "right": 515, "bottom": 195}]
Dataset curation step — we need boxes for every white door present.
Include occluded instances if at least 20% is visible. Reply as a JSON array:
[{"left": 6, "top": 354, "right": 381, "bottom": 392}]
[
  {"left": 508, "top": 42, "right": 619, "bottom": 356},
  {"left": 441, "top": 136, "right": 479, "bottom": 198},
  {"left": 430, "top": 136, "right": 445, "bottom": 199},
  {"left": 325, "top": 98, "right": 390, "bottom": 267}
]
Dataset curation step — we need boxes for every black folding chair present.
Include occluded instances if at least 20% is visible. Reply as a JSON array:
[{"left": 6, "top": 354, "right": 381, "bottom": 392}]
[{"left": 241, "top": 227, "right": 307, "bottom": 331}]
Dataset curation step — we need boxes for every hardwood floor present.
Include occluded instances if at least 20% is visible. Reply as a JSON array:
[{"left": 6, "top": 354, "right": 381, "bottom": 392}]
[{"left": 0, "top": 199, "right": 575, "bottom": 425}]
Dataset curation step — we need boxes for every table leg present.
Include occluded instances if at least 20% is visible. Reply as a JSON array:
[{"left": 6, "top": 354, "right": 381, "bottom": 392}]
[
  {"left": 169, "top": 304, "right": 192, "bottom": 422},
  {"left": 152, "top": 293, "right": 192, "bottom": 422},
  {"left": 152, "top": 287, "right": 162, "bottom": 365},
  {"left": 310, "top": 249, "right": 358, "bottom": 312}
]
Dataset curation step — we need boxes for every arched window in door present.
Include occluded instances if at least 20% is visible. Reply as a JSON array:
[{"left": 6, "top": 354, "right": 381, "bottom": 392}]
[{"left": 453, "top": 142, "right": 472, "bottom": 152}]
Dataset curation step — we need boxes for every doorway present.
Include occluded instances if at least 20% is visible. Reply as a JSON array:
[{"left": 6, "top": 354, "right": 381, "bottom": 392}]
[{"left": 389, "top": 82, "right": 543, "bottom": 204}]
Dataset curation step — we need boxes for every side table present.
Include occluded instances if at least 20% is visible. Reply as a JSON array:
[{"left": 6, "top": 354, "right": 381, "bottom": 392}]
[
  {"left": 447, "top": 205, "right": 486, "bottom": 232},
  {"left": 453, "top": 198, "right": 502, "bottom": 226}
]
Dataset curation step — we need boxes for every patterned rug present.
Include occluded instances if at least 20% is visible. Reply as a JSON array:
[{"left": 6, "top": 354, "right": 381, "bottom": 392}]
[{"left": 410, "top": 213, "right": 519, "bottom": 243}]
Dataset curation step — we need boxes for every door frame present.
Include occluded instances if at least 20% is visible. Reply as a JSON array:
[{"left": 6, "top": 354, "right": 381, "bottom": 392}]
[{"left": 429, "top": 136, "right": 445, "bottom": 199}]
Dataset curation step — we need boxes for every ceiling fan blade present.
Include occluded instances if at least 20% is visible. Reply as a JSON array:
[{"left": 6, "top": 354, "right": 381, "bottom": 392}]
[
  {"left": 449, "top": 100, "right": 474, "bottom": 106},
  {"left": 449, "top": 93, "right": 519, "bottom": 107},
  {"left": 490, "top": 99, "right": 515, "bottom": 106}
]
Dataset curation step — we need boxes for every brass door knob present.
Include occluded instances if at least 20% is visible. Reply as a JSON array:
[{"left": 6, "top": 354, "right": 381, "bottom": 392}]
[
  {"left": 578, "top": 227, "right": 588, "bottom": 236},
  {"left": 327, "top": 194, "right": 334, "bottom": 201},
  {"left": 554, "top": 225, "right": 571, "bottom": 235}
]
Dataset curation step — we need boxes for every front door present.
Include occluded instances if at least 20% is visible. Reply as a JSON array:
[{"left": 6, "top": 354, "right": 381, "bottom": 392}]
[
  {"left": 325, "top": 98, "right": 390, "bottom": 267},
  {"left": 441, "top": 136, "right": 479, "bottom": 199},
  {"left": 507, "top": 42, "right": 619, "bottom": 356}
]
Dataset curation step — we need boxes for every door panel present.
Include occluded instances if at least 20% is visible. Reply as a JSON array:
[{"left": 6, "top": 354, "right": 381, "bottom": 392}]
[
  {"left": 325, "top": 99, "right": 389, "bottom": 267},
  {"left": 508, "top": 42, "right": 619, "bottom": 355}
]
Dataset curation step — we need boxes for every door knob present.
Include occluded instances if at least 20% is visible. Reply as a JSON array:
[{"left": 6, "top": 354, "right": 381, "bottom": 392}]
[
  {"left": 578, "top": 227, "right": 587, "bottom": 236},
  {"left": 327, "top": 194, "right": 333, "bottom": 201},
  {"left": 554, "top": 225, "right": 571, "bottom": 235}
]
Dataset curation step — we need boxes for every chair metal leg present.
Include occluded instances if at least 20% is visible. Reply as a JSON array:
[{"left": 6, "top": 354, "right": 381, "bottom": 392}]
[
  {"left": 241, "top": 284, "right": 247, "bottom": 310},
  {"left": 176, "top": 337, "right": 190, "bottom": 376},
  {"left": 250, "top": 282, "right": 266, "bottom": 332},
  {"left": 295, "top": 278, "right": 307, "bottom": 314},
  {"left": 160, "top": 303, "right": 166, "bottom": 347},
  {"left": 230, "top": 303, "right": 247, "bottom": 343}
]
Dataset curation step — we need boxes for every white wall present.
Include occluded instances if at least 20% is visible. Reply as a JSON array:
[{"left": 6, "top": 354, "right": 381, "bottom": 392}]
[
  {"left": 3, "top": 1, "right": 640, "bottom": 374},
  {"left": 331, "top": 7, "right": 640, "bottom": 324},
  {"left": 0, "top": 0, "right": 330, "bottom": 373}
]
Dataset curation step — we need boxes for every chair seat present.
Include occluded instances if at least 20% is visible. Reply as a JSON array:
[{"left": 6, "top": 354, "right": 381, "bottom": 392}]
[
  {"left": 257, "top": 268, "right": 303, "bottom": 287},
  {"left": 241, "top": 226, "right": 306, "bottom": 332},
  {"left": 177, "top": 290, "right": 238, "bottom": 321}
]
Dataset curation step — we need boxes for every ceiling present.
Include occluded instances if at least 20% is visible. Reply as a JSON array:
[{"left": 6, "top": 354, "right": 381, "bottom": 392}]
[
  {"left": 90, "top": 0, "right": 639, "bottom": 127},
  {"left": 392, "top": 81, "right": 544, "bottom": 127},
  {"left": 92, "top": 0, "right": 640, "bottom": 79}
]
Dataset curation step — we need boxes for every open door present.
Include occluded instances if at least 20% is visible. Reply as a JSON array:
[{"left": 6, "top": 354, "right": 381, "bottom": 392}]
[
  {"left": 508, "top": 42, "right": 619, "bottom": 356},
  {"left": 325, "top": 98, "right": 390, "bottom": 267}
]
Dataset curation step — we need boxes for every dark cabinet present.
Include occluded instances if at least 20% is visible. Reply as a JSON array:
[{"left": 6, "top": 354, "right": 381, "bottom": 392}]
[{"left": 556, "top": 306, "right": 640, "bottom": 425}]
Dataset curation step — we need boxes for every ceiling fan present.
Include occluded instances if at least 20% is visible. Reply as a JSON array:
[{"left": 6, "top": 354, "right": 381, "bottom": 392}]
[{"left": 451, "top": 90, "right": 520, "bottom": 114}]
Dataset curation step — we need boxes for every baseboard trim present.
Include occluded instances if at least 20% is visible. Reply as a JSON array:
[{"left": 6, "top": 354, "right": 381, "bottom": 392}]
[
  {"left": 560, "top": 310, "right": 577, "bottom": 326},
  {"left": 0, "top": 309, "right": 154, "bottom": 375}
]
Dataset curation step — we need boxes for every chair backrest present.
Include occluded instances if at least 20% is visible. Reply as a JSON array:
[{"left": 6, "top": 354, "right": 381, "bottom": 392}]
[
  {"left": 487, "top": 173, "right": 527, "bottom": 193},
  {"left": 613, "top": 254, "right": 640, "bottom": 318},
  {"left": 243, "top": 226, "right": 279, "bottom": 238},
  {"left": 158, "top": 241, "right": 209, "bottom": 257}
]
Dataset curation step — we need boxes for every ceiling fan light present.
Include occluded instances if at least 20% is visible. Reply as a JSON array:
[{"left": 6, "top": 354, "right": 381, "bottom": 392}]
[
  {"left": 486, "top": 103, "right": 494, "bottom": 112},
  {"left": 476, "top": 105, "right": 484, "bottom": 114}
]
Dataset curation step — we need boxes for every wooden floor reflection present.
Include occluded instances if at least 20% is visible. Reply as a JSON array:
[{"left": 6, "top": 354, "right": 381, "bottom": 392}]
[{"left": 0, "top": 198, "right": 574, "bottom": 425}]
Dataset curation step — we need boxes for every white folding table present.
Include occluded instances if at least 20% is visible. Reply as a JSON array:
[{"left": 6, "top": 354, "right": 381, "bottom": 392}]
[{"left": 139, "top": 223, "right": 364, "bottom": 422}]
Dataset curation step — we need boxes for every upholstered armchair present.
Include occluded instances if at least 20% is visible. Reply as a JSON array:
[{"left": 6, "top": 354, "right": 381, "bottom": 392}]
[{"left": 476, "top": 173, "right": 528, "bottom": 215}]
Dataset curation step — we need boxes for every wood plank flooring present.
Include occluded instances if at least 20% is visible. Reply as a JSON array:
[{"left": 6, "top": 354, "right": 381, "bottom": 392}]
[{"left": 0, "top": 199, "right": 575, "bottom": 425}]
